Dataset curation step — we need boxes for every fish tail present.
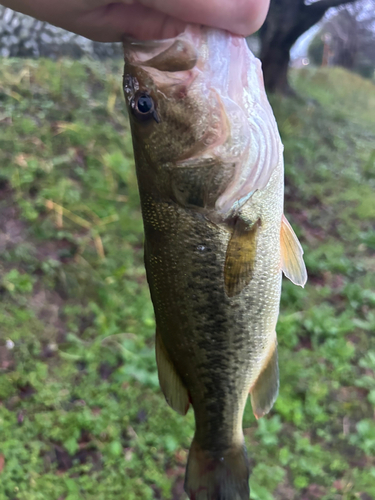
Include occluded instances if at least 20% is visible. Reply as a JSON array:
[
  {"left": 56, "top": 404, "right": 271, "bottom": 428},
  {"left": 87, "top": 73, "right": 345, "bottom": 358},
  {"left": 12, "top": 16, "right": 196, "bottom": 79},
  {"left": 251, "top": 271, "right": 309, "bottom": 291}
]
[{"left": 184, "top": 438, "right": 250, "bottom": 500}]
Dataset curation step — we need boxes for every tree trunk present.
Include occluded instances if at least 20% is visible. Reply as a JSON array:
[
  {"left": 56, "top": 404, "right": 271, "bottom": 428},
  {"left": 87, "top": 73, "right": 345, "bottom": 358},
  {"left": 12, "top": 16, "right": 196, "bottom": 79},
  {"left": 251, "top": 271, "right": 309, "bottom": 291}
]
[
  {"left": 260, "top": 41, "right": 294, "bottom": 95},
  {"left": 259, "top": 0, "right": 359, "bottom": 95}
]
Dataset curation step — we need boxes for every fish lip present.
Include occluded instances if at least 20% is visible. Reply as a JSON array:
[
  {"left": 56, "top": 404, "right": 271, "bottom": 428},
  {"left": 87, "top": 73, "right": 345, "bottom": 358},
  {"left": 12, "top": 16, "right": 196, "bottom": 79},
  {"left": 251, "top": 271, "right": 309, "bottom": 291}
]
[
  {"left": 123, "top": 28, "right": 198, "bottom": 72},
  {"left": 123, "top": 36, "right": 175, "bottom": 63},
  {"left": 122, "top": 24, "right": 198, "bottom": 50}
]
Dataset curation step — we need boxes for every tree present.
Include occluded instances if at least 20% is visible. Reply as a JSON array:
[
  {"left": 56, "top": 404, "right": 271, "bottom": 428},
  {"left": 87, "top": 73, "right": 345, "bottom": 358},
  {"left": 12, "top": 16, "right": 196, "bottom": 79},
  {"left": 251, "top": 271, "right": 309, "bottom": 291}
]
[
  {"left": 308, "top": 33, "right": 325, "bottom": 65},
  {"left": 0, "top": 6, "right": 122, "bottom": 59},
  {"left": 259, "top": 0, "right": 359, "bottom": 94},
  {"left": 308, "top": 2, "right": 375, "bottom": 78},
  {"left": 324, "top": 2, "right": 375, "bottom": 76}
]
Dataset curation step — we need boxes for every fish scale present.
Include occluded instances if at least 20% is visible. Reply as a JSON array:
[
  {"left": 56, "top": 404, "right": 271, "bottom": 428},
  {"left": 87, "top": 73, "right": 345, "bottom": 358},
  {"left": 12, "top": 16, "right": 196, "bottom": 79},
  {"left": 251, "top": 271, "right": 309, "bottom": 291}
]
[{"left": 123, "top": 25, "right": 307, "bottom": 500}]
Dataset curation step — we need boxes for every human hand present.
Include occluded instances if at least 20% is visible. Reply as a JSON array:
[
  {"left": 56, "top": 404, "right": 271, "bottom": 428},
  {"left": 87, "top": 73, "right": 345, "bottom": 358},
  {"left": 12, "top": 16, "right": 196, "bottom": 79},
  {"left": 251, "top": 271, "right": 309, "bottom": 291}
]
[{"left": 0, "top": 0, "right": 270, "bottom": 41}]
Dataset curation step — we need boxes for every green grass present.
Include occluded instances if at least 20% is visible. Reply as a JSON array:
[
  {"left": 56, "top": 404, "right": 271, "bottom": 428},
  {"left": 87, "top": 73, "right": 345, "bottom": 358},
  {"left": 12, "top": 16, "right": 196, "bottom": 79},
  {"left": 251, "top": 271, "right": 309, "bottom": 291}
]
[{"left": 0, "top": 58, "right": 374, "bottom": 500}]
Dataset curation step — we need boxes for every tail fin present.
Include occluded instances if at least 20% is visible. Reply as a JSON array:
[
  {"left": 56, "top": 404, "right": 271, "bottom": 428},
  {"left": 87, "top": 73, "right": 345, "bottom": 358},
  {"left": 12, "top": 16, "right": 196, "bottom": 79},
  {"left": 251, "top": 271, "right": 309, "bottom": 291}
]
[{"left": 184, "top": 439, "right": 250, "bottom": 500}]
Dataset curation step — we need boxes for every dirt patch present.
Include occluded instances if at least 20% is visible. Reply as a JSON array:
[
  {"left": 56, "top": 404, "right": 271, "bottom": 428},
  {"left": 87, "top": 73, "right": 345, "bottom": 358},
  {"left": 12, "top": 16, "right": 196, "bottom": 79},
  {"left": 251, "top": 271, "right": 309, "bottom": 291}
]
[
  {"left": 301, "top": 484, "right": 328, "bottom": 500},
  {"left": 0, "top": 341, "right": 15, "bottom": 372},
  {"left": 36, "top": 238, "right": 77, "bottom": 263},
  {"left": 50, "top": 443, "right": 102, "bottom": 473},
  {"left": 29, "top": 283, "right": 67, "bottom": 341},
  {"left": 0, "top": 181, "right": 27, "bottom": 253},
  {"left": 274, "top": 482, "right": 297, "bottom": 500},
  {"left": 0, "top": 186, "right": 84, "bottom": 345}
]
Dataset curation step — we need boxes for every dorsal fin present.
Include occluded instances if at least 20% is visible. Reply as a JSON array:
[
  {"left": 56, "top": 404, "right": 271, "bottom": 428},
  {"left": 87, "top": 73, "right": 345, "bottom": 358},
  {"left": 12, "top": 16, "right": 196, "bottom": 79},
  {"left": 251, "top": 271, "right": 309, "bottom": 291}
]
[
  {"left": 280, "top": 214, "right": 307, "bottom": 287},
  {"left": 224, "top": 218, "right": 260, "bottom": 298}
]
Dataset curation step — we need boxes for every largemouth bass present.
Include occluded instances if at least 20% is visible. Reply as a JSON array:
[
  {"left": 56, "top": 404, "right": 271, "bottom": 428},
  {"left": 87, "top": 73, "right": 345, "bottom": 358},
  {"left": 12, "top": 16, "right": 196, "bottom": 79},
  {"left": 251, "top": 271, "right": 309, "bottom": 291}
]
[{"left": 123, "top": 26, "right": 307, "bottom": 500}]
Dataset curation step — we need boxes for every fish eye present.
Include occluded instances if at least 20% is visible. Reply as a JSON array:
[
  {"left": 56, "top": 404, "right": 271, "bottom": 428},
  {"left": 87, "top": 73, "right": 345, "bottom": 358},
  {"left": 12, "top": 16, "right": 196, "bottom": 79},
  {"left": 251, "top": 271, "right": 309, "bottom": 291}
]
[
  {"left": 132, "top": 91, "right": 160, "bottom": 123},
  {"left": 137, "top": 94, "right": 153, "bottom": 113}
]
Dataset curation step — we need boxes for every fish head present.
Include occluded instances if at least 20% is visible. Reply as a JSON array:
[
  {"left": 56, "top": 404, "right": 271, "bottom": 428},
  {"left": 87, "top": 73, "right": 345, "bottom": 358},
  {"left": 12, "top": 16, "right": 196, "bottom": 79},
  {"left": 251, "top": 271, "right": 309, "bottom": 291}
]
[
  {"left": 123, "top": 27, "right": 282, "bottom": 216},
  {"left": 123, "top": 30, "right": 225, "bottom": 168}
]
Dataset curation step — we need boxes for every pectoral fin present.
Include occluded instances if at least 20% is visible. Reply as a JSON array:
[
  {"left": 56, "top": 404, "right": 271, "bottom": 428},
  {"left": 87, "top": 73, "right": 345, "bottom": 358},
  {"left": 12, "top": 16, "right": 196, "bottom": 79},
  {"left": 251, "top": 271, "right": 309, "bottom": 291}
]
[
  {"left": 155, "top": 328, "right": 190, "bottom": 416},
  {"left": 250, "top": 339, "right": 279, "bottom": 419},
  {"left": 280, "top": 214, "right": 308, "bottom": 287},
  {"left": 224, "top": 218, "right": 260, "bottom": 298}
]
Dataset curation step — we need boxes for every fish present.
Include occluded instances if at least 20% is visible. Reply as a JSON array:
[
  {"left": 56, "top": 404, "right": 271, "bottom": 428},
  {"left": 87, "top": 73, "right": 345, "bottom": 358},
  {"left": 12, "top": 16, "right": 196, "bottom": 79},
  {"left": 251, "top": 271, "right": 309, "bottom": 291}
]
[{"left": 122, "top": 26, "right": 307, "bottom": 500}]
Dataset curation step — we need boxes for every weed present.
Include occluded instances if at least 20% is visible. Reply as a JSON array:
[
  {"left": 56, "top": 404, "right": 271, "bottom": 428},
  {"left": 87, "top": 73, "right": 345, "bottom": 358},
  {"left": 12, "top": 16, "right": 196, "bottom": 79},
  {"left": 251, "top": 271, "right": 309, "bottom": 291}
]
[{"left": 0, "top": 60, "right": 374, "bottom": 499}]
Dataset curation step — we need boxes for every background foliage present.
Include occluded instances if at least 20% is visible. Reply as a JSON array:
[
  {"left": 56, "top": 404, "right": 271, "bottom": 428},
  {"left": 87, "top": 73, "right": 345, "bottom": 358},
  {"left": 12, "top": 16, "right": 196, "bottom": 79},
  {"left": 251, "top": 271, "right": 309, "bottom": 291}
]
[
  {"left": 308, "top": 2, "right": 375, "bottom": 80},
  {"left": 0, "top": 58, "right": 375, "bottom": 500}
]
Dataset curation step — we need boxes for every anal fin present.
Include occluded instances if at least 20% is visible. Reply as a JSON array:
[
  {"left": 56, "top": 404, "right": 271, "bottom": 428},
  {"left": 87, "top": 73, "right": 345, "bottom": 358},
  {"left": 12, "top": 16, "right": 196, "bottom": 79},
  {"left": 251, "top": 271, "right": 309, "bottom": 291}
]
[
  {"left": 280, "top": 214, "right": 308, "bottom": 287},
  {"left": 155, "top": 328, "right": 190, "bottom": 416},
  {"left": 224, "top": 218, "right": 260, "bottom": 298},
  {"left": 250, "top": 339, "right": 279, "bottom": 419}
]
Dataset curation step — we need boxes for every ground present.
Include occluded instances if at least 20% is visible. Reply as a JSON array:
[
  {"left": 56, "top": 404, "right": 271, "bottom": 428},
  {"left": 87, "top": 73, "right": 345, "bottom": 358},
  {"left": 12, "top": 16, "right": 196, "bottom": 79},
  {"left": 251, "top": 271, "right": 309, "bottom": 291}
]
[{"left": 0, "top": 58, "right": 375, "bottom": 500}]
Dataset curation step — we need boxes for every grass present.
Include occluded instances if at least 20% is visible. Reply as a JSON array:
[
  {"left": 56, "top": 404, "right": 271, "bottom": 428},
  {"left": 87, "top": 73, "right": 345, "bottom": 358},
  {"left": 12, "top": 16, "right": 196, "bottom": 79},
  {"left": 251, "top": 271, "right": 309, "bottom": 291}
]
[{"left": 0, "top": 58, "right": 374, "bottom": 500}]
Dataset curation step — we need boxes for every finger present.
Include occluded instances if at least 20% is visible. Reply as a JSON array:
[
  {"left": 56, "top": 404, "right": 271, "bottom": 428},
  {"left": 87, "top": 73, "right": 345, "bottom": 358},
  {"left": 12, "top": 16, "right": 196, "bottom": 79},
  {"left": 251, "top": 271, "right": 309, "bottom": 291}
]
[
  {"left": 133, "top": 0, "right": 270, "bottom": 36},
  {"left": 77, "top": 3, "right": 188, "bottom": 41}
]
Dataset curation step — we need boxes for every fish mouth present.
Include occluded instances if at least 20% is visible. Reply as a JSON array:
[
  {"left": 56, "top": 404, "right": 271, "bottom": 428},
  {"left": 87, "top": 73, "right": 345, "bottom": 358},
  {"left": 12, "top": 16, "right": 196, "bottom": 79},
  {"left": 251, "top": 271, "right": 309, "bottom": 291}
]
[
  {"left": 123, "top": 28, "right": 199, "bottom": 73},
  {"left": 123, "top": 28, "right": 202, "bottom": 107}
]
